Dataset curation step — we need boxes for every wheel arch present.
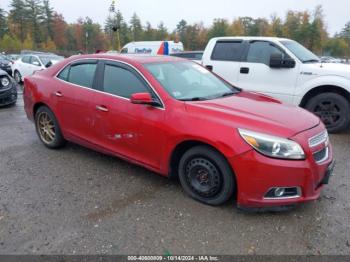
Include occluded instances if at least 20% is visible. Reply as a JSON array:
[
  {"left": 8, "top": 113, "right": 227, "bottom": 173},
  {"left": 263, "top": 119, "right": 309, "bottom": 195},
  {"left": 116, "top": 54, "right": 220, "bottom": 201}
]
[
  {"left": 168, "top": 140, "right": 234, "bottom": 180},
  {"left": 33, "top": 102, "right": 52, "bottom": 118},
  {"left": 299, "top": 85, "right": 350, "bottom": 107}
]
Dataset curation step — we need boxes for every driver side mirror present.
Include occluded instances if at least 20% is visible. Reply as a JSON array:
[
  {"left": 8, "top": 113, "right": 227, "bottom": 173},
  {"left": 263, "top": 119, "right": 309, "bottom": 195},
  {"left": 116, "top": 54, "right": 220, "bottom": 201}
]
[
  {"left": 130, "top": 92, "right": 161, "bottom": 107},
  {"left": 45, "top": 61, "right": 53, "bottom": 68},
  {"left": 270, "top": 53, "right": 296, "bottom": 68}
]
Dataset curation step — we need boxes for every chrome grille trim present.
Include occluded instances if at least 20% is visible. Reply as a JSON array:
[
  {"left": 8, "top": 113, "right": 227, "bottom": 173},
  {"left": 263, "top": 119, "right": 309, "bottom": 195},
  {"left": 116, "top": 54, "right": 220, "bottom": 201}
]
[{"left": 309, "top": 131, "right": 328, "bottom": 148}]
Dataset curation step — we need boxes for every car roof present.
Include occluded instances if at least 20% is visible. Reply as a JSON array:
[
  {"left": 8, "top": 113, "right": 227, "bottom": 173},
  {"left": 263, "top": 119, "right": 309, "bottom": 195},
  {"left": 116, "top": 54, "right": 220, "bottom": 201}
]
[
  {"left": 212, "top": 36, "right": 292, "bottom": 42},
  {"left": 69, "top": 53, "right": 187, "bottom": 64}
]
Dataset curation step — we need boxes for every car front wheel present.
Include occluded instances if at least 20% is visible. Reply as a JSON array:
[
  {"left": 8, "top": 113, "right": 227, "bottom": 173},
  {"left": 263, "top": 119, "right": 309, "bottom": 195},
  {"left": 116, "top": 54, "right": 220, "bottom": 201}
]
[
  {"left": 178, "top": 146, "right": 235, "bottom": 206},
  {"left": 35, "top": 106, "right": 66, "bottom": 149},
  {"left": 306, "top": 92, "right": 350, "bottom": 133}
]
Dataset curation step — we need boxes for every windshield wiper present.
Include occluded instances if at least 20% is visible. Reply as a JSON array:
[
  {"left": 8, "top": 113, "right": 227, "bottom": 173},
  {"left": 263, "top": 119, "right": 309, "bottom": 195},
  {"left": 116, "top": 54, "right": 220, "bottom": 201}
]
[
  {"left": 179, "top": 97, "right": 208, "bottom": 101},
  {"left": 220, "top": 91, "right": 237, "bottom": 97},
  {"left": 303, "top": 59, "right": 320, "bottom": 63}
]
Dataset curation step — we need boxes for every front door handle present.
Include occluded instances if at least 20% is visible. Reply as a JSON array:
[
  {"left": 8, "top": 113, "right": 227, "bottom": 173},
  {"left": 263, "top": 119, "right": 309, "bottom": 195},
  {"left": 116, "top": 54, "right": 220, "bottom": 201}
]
[
  {"left": 240, "top": 67, "right": 250, "bottom": 74},
  {"left": 96, "top": 105, "right": 109, "bottom": 112},
  {"left": 55, "top": 91, "right": 63, "bottom": 97}
]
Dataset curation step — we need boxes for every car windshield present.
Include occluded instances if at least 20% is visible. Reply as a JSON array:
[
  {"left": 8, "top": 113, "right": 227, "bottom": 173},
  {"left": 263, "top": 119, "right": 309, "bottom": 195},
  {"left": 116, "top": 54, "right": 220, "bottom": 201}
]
[
  {"left": 280, "top": 40, "right": 320, "bottom": 63},
  {"left": 144, "top": 61, "right": 239, "bottom": 101},
  {"left": 39, "top": 55, "right": 64, "bottom": 65}
]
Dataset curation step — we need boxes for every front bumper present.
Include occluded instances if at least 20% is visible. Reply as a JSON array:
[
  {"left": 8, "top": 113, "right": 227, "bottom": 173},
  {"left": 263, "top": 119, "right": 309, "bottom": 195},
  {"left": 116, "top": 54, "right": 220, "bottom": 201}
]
[
  {"left": 0, "top": 84, "right": 17, "bottom": 106},
  {"left": 230, "top": 125, "right": 334, "bottom": 208}
]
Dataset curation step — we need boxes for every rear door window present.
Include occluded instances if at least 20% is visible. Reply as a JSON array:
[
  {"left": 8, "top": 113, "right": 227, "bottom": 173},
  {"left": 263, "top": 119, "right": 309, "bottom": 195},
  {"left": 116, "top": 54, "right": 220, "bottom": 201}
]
[
  {"left": 68, "top": 63, "right": 97, "bottom": 88},
  {"left": 211, "top": 41, "right": 244, "bottom": 61},
  {"left": 57, "top": 62, "right": 97, "bottom": 89}
]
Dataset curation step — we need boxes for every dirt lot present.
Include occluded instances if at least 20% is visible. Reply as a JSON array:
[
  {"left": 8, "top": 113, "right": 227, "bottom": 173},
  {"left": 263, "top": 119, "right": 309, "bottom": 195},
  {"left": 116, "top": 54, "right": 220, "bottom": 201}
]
[{"left": 0, "top": 93, "right": 349, "bottom": 255}]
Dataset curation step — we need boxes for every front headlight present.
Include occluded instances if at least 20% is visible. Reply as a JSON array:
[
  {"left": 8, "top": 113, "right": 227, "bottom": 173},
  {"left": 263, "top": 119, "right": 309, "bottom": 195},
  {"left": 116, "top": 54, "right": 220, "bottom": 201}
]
[
  {"left": 1, "top": 76, "right": 10, "bottom": 87},
  {"left": 238, "top": 129, "right": 305, "bottom": 160}
]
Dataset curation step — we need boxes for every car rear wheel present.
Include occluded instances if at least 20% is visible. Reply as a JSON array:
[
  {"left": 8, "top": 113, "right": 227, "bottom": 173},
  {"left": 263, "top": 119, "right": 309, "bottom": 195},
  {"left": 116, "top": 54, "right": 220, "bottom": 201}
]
[
  {"left": 305, "top": 92, "right": 350, "bottom": 133},
  {"left": 178, "top": 146, "right": 235, "bottom": 206},
  {"left": 14, "top": 70, "right": 22, "bottom": 84},
  {"left": 35, "top": 106, "right": 66, "bottom": 149}
]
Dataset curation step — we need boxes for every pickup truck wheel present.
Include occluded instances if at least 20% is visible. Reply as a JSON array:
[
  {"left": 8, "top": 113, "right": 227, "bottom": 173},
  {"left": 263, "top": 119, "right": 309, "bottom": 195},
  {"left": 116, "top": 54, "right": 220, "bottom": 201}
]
[
  {"left": 306, "top": 92, "right": 350, "bottom": 133},
  {"left": 178, "top": 146, "right": 235, "bottom": 206},
  {"left": 35, "top": 106, "right": 66, "bottom": 149},
  {"left": 14, "top": 70, "right": 22, "bottom": 84}
]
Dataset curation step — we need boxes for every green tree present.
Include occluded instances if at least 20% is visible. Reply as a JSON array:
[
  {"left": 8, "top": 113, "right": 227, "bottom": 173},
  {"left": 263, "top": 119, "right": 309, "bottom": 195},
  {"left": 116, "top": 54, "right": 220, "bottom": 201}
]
[
  {"left": 156, "top": 21, "right": 168, "bottom": 40},
  {"left": 42, "top": 0, "right": 54, "bottom": 41},
  {"left": 0, "top": 7, "right": 8, "bottom": 38},
  {"left": 8, "top": 0, "right": 28, "bottom": 43},
  {"left": 324, "top": 38, "right": 349, "bottom": 57},
  {"left": 144, "top": 22, "right": 156, "bottom": 41},
  {"left": 130, "top": 13, "right": 143, "bottom": 41},
  {"left": 25, "top": 0, "right": 44, "bottom": 48},
  {"left": 309, "top": 5, "right": 328, "bottom": 54},
  {"left": 0, "top": 33, "right": 21, "bottom": 52},
  {"left": 176, "top": 19, "right": 187, "bottom": 45},
  {"left": 208, "top": 18, "right": 229, "bottom": 39}
]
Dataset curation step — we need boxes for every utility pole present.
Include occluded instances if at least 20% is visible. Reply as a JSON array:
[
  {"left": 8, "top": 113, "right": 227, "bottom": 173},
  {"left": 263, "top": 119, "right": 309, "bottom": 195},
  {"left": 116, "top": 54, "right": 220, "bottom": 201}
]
[{"left": 85, "top": 31, "right": 89, "bottom": 53}]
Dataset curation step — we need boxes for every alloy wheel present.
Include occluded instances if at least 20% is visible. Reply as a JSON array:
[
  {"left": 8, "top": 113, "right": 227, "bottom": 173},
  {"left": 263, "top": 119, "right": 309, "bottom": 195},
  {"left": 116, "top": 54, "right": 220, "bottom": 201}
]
[{"left": 37, "top": 112, "right": 56, "bottom": 144}]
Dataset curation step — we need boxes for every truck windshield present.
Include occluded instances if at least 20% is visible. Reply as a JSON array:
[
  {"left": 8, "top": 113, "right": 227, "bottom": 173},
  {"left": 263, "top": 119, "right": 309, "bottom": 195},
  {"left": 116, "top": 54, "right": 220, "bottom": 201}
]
[
  {"left": 280, "top": 40, "right": 320, "bottom": 63},
  {"left": 144, "top": 61, "right": 239, "bottom": 101}
]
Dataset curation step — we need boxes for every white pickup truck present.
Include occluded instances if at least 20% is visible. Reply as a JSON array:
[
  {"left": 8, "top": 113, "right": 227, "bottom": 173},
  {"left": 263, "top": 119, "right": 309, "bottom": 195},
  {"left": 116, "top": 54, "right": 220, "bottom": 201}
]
[{"left": 202, "top": 37, "right": 350, "bottom": 133}]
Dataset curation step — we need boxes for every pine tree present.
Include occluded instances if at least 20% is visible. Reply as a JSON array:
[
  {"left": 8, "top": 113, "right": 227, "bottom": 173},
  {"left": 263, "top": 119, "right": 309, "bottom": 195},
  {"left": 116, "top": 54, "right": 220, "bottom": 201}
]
[
  {"left": 130, "top": 13, "right": 143, "bottom": 41},
  {"left": 9, "top": 0, "right": 28, "bottom": 43},
  {"left": 0, "top": 7, "right": 7, "bottom": 38},
  {"left": 42, "top": 0, "right": 54, "bottom": 41}
]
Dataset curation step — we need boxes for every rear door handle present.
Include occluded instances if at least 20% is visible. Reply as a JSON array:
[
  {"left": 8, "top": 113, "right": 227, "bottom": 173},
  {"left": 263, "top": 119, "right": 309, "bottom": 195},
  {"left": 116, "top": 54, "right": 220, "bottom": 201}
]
[
  {"left": 55, "top": 91, "right": 63, "bottom": 97},
  {"left": 96, "top": 105, "right": 109, "bottom": 112},
  {"left": 206, "top": 65, "right": 213, "bottom": 71},
  {"left": 240, "top": 67, "right": 250, "bottom": 74}
]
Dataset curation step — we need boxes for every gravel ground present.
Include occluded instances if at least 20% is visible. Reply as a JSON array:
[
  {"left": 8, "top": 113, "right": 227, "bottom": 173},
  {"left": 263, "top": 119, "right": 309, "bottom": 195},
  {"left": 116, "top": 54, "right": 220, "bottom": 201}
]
[{"left": 0, "top": 92, "right": 349, "bottom": 255}]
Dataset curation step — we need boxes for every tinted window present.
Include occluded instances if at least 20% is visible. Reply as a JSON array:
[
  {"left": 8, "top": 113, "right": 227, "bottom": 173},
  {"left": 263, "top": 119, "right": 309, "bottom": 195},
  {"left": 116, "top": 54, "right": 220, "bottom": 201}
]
[
  {"left": 22, "top": 56, "right": 31, "bottom": 64},
  {"left": 68, "top": 63, "right": 97, "bottom": 88},
  {"left": 103, "top": 65, "right": 148, "bottom": 98},
  {"left": 211, "top": 41, "right": 243, "bottom": 61},
  {"left": 246, "top": 41, "right": 283, "bottom": 65},
  {"left": 57, "top": 66, "right": 70, "bottom": 81},
  {"left": 30, "top": 56, "right": 41, "bottom": 66}
]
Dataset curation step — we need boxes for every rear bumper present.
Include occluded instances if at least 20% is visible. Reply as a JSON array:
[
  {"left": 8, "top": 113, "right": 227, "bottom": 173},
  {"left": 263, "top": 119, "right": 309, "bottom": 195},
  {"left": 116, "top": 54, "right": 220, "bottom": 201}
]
[
  {"left": 0, "top": 84, "right": 17, "bottom": 106},
  {"left": 229, "top": 126, "right": 333, "bottom": 208}
]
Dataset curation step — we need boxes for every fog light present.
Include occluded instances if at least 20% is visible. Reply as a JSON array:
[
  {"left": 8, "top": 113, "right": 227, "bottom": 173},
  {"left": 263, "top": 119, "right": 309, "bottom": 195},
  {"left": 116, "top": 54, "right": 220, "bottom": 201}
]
[{"left": 274, "top": 188, "right": 285, "bottom": 197}]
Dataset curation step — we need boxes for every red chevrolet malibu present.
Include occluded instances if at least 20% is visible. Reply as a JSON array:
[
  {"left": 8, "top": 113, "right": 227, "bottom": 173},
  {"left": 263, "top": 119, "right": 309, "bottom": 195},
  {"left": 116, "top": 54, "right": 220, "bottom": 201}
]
[{"left": 23, "top": 54, "right": 334, "bottom": 209}]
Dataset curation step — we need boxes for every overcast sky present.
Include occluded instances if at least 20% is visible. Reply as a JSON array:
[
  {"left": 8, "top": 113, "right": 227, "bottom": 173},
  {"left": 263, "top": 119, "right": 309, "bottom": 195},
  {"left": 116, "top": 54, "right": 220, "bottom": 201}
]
[{"left": 1, "top": 0, "right": 349, "bottom": 35}]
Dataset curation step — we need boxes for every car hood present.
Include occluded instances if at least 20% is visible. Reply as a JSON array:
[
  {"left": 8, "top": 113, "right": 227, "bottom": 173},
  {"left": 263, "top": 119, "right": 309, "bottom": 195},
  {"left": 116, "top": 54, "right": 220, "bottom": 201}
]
[
  {"left": 185, "top": 91, "right": 320, "bottom": 138},
  {"left": 303, "top": 63, "right": 350, "bottom": 79}
]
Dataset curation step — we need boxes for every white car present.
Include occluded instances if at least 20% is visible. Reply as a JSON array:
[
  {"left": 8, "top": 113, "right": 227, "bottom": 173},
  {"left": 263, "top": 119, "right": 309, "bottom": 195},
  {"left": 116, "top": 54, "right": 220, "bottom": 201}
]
[
  {"left": 12, "top": 54, "right": 64, "bottom": 83},
  {"left": 202, "top": 37, "right": 350, "bottom": 132}
]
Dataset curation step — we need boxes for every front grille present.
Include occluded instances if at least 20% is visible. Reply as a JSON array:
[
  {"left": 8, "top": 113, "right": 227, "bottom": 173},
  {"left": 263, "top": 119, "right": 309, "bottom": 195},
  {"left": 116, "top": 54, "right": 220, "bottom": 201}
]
[
  {"left": 309, "top": 131, "right": 328, "bottom": 148},
  {"left": 313, "top": 147, "right": 328, "bottom": 163}
]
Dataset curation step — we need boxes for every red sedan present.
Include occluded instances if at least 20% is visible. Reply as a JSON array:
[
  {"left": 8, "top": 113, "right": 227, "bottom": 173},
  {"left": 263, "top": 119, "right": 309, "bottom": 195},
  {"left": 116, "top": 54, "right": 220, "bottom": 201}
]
[{"left": 23, "top": 54, "right": 334, "bottom": 209}]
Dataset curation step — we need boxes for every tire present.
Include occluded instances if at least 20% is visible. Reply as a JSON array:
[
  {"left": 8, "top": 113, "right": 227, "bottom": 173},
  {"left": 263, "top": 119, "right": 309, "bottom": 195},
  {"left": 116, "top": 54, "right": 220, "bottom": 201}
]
[
  {"left": 35, "top": 106, "right": 66, "bottom": 149},
  {"left": 305, "top": 92, "right": 350, "bottom": 133},
  {"left": 178, "top": 145, "right": 235, "bottom": 206},
  {"left": 14, "top": 70, "right": 22, "bottom": 84}
]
